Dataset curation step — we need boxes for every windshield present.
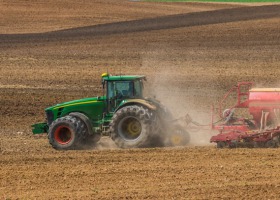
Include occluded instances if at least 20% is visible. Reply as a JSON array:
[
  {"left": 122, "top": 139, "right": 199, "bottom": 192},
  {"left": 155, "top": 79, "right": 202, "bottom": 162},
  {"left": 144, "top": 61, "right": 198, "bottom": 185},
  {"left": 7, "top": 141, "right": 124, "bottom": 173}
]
[{"left": 107, "top": 80, "right": 143, "bottom": 99}]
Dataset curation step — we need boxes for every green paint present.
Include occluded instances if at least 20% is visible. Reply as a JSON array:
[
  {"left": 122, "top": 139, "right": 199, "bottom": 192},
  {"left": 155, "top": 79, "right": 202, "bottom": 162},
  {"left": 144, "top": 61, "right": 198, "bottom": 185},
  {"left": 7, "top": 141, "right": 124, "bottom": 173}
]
[{"left": 31, "top": 74, "right": 161, "bottom": 136}]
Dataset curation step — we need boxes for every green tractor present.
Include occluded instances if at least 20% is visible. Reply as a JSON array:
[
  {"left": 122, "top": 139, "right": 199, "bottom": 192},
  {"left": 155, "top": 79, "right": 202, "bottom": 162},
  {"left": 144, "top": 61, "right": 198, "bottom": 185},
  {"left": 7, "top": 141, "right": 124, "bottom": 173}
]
[{"left": 32, "top": 73, "right": 190, "bottom": 150}]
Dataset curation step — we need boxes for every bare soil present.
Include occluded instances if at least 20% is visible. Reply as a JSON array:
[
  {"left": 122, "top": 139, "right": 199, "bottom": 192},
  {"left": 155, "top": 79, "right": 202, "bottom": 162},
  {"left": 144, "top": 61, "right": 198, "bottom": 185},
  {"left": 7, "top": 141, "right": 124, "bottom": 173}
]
[{"left": 0, "top": 0, "right": 280, "bottom": 199}]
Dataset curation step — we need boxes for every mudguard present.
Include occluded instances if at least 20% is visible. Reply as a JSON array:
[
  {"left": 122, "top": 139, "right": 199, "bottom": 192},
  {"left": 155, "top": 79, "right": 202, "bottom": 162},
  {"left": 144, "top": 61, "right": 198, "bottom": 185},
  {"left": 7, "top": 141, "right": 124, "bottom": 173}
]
[{"left": 116, "top": 99, "right": 157, "bottom": 112}]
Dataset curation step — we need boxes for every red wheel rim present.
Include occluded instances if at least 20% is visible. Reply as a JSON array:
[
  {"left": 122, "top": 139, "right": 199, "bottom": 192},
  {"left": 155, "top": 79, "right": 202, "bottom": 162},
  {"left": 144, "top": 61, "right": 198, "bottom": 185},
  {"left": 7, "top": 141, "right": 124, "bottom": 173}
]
[{"left": 54, "top": 126, "right": 72, "bottom": 145}]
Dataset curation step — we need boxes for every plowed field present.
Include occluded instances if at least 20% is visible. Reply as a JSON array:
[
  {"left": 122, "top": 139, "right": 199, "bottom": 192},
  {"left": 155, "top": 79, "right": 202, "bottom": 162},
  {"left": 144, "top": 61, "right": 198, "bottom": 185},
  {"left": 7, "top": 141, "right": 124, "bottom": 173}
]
[{"left": 1, "top": 0, "right": 280, "bottom": 199}]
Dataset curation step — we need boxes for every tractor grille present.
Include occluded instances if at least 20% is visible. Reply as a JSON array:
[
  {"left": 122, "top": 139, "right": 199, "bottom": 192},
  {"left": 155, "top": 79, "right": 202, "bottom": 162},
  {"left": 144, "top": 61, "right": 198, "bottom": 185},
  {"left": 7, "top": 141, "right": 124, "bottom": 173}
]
[
  {"left": 57, "top": 107, "right": 64, "bottom": 118},
  {"left": 46, "top": 110, "right": 54, "bottom": 125}
]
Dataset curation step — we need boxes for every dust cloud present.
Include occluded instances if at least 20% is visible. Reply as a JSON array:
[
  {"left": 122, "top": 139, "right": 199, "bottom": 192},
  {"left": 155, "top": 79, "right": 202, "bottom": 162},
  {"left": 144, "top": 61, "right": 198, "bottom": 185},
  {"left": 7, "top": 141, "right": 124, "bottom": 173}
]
[
  {"left": 143, "top": 63, "right": 214, "bottom": 146},
  {"left": 95, "top": 137, "right": 118, "bottom": 150}
]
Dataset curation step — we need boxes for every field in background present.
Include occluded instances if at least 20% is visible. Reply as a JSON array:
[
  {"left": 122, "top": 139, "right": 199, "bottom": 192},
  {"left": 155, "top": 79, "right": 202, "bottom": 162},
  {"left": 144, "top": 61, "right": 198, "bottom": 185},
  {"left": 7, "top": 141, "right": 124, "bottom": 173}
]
[{"left": 0, "top": 0, "right": 280, "bottom": 199}]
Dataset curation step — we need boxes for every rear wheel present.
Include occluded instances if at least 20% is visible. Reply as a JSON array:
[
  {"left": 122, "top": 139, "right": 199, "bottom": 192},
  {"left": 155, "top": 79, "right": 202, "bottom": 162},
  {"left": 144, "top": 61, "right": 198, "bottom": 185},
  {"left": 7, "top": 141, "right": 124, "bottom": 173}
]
[
  {"left": 168, "top": 125, "right": 190, "bottom": 147},
  {"left": 110, "top": 105, "right": 154, "bottom": 148},
  {"left": 265, "top": 140, "right": 278, "bottom": 148},
  {"left": 217, "top": 141, "right": 227, "bottom": 148},
  {"left": 253, "top": 141, "right": 265, "bottom": 148},
  {"left": 48, "top": 116, "right": 87, "bottom": 150}
]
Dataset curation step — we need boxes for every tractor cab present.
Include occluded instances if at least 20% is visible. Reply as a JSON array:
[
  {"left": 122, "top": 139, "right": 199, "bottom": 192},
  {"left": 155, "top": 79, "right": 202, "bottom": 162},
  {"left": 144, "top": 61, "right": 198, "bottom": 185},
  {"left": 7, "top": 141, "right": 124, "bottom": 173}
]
[{"left": 101, "top": 73, "right": 146, "bottom": 112}]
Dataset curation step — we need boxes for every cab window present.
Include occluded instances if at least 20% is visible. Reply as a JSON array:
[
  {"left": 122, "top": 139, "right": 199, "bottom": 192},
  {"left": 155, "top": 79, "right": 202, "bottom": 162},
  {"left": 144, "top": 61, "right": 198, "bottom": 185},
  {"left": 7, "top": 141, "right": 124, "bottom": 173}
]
[
  {"left": 134, "top": 80, "right": 143, "bottom": 98},
  {"left": 107, "top": 81, "right": 134, "bottom": 99}
]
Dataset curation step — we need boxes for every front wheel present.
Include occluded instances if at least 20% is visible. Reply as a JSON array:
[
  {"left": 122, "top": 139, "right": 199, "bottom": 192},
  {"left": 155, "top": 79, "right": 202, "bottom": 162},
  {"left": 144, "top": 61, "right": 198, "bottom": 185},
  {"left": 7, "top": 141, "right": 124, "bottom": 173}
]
[{"left": 48, "top": 116, "right": 87, "bottom": 150}]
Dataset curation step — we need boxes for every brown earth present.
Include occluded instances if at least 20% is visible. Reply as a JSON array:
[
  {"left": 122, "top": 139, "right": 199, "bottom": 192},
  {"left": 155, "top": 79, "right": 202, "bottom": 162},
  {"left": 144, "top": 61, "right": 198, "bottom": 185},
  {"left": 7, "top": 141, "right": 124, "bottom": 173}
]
[{"left": 1, "top": 0, "right": 280, "bottom": 199}]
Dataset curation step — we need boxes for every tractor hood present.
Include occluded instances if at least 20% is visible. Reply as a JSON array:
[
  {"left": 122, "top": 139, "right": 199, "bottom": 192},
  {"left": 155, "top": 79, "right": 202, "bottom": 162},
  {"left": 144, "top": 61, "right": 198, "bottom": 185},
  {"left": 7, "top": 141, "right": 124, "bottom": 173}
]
[
  {"left": 44, "top": 96, "right": 106, "bottom": 126},
  {"left": 46, "top": 96, "right": 105, "bottom": 111}
]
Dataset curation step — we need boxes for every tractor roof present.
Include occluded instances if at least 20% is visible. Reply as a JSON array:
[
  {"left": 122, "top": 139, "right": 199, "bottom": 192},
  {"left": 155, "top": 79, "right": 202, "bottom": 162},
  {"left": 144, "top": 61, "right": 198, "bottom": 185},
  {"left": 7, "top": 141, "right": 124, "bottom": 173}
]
[{"left": 101, "top": 73, "right": 146, "bottom": 81}]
